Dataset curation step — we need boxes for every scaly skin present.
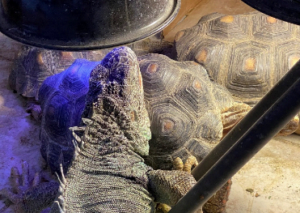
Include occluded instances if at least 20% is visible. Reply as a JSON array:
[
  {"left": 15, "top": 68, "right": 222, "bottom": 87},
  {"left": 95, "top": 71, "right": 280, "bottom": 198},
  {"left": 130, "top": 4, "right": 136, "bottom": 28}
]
[
  {"left": 0, "top": 162, "right": 58, "bottom": 213},
  {"left": 0, "top": 47, "right": 196, "bottom": 213},
  {"left": 51, "top": 46, "right": 196, "bottom": 213}
]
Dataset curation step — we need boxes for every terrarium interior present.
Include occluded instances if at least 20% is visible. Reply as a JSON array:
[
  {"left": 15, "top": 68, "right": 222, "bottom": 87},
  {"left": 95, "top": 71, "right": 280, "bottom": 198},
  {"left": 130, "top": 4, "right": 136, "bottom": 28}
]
[{"left": 0, "top": 1, "right": 300, "bottom": 213}]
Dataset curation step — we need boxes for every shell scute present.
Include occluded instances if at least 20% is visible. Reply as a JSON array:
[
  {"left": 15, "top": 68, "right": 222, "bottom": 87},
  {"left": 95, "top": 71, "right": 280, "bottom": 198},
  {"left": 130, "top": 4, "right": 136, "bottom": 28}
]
[
  {"left": 173, "top": 73, "right": 215, "bottom": 117},
  {"left": 9, "top": 46, "right": 106, "bottom": 100},
  {"left": 206, "top": 14, "right": 250, "bottom": 41},
  {"left": 252, "top": 14, "right": 293, "bottom": 41},
  {"left": 148, "top": 98, "right": 195, "bottom": 155},
  {"left": 139, "top": 57, "right": 180, "bottom": 101},
  {"left": 175, "top": 11, "right": 300, "bottom": 106}
]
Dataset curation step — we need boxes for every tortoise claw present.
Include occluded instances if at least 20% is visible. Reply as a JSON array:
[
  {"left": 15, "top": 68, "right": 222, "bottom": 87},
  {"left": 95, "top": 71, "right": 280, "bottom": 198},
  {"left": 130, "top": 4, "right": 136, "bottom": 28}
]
[
  {"left": 183, "top": 156, "right": 198, "bottom": 174},
  {"left": 69, "top": 126, "right": 85, "bottom": 132},
  {"left": 173, "top": 156, "right": 198, "bottom": 174},
  {"left": 172, "top": 157, "right": 183, "bottom": 171},
  {"left": 157, "top": 203, "right": 171, "bottom": 213}
]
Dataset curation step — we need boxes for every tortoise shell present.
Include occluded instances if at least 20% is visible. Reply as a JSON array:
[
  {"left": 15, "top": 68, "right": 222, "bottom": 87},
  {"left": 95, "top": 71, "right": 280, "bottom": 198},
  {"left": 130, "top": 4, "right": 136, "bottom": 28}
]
[
  {"left": 9, "top": 45, "right": 108, "bottom": 100},
  {"left": 39, "top": 59, "right": 102, "bottom": 173},
  {"left": 175, "top": 11, "right": 300, "bottom": 106},
  {"left": 139, "top": 53, "right": 235, "bottom": 169}
]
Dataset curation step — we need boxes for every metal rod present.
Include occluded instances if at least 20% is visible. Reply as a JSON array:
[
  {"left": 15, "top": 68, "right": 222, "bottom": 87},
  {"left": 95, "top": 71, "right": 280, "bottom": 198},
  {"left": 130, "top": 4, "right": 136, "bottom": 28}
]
[
  {"left": 191, "top": 60, "right": 300, "bottom": 181},
  {"left": 170, "top": 62, "right": 300, "bottom": 213}
]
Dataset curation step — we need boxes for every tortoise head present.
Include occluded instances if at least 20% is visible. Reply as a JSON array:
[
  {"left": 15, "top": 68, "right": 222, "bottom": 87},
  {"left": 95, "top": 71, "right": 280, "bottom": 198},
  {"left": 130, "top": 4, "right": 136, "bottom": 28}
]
[{"left": 84, "top": 46, "right": 151, "bottom": 156}]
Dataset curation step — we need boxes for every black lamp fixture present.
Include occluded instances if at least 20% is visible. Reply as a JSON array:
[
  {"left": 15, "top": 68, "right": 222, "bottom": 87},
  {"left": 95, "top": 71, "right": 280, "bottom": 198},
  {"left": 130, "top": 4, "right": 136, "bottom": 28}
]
[
  {"left": 241, "top": 0, "right": 300, "bottom": 25},
  {"left": 0, "top": 0, "right": 180, "bottom": 50}
]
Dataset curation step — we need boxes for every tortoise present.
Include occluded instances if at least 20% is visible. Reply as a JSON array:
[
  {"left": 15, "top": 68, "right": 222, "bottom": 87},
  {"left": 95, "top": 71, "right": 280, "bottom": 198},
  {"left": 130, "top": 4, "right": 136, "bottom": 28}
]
[
  {"left": 9, "top": 45, "right": 106, "bottom": 101},
  {"left": 174, "top": 11, "right": 300, "bottom": 105},
  {"left": 174, "top": 11, "right": 300, "bottom": 134},
  {"left": 139, "top": 53, "right": 249, "bottom": 213},
  {"left": 138, "top": 53, "right": 250, "bottom": 170},
  {"left": 138, "top": 53, "right": 297, "bottom": 212},
  {"left": 38, "top": 59, "right": 102, "bottom": 174}
]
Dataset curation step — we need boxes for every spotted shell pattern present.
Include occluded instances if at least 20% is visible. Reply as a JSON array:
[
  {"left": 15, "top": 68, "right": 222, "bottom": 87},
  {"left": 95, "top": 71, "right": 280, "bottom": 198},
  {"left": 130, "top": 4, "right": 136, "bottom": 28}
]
[
  {"left": 9, "top": 34, "right": 172, "bottom": 101},
  {"left": 175, "top": 11, "right": 300, "bottom": 106},
  {"left": 139, "top": 54, "right": 235, "bottom": 170},
  {"left": 9, "top": 45, "right": 108, "bottom": 100}
]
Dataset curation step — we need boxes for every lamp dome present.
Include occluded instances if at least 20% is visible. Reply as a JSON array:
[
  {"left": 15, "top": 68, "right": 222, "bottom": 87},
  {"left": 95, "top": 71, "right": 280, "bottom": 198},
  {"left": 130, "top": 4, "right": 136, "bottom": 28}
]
[{"left": 0, "top": 0, "right": 180, "bottom": 50}]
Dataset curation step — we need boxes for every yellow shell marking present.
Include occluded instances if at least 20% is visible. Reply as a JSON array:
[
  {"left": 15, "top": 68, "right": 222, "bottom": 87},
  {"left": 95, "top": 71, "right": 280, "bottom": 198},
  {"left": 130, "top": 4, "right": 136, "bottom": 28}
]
[
  {"left": 193, "top": 79, "right": 202, "bottom": 91},
  {"left": 130, "top": 111, "right": 135, "bottom": 121},
  {"left": 175, "top": 31, "right": 185, "bottom": 42},
  {"left": 37, "top": 53, "right": 44, "bottom": 65},
  {"left": 195, "top": 49, "right": 207, "bottom": 64},
  {"left": 288, "top": 55, "right": 300, "bottom": 69},
  {"left": 147, "top": 63, "right": 158, "bottom": 74},
  {"left": 244, "top": 58, "right": 256, "bottom": 71},
  {"left": 61, "top": 52, "right": 74, "bottom": 60},
  {"left": 267, "top": 16, "right": 277, "bottom": 24},
  {"left": 220, "top": 15, "right": 234, "bottom": 23},
  {"left": 162, "top": 119, "right": 174, "bottom": 132}
]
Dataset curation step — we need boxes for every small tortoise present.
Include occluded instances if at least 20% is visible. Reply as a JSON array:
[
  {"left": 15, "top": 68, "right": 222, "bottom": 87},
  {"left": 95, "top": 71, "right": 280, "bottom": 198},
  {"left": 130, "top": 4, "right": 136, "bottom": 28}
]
[
  {"left": 9, "top": 45, "right": 106, "bottom": 100},
  {"left": 38, "top": 59, "right": 102, "bottom": 174},
  {"left": 175, "top": 11, "right": 299, "bottom": 133}
]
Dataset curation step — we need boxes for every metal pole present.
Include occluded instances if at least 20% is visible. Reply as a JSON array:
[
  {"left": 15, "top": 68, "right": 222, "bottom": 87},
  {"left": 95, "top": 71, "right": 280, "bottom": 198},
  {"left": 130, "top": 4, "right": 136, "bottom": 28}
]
[
  {"left": 170, "top": 62, "right": 300, "bottom": 213},
  {"left": 191, "top": 60, "right": 300, "bottom": 181}
]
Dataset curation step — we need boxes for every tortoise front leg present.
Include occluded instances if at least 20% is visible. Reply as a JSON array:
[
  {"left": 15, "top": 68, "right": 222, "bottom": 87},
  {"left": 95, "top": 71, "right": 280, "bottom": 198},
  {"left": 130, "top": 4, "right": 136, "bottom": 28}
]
[{"left": 221, "top": 102, "right": 251, "bottom": 137}]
